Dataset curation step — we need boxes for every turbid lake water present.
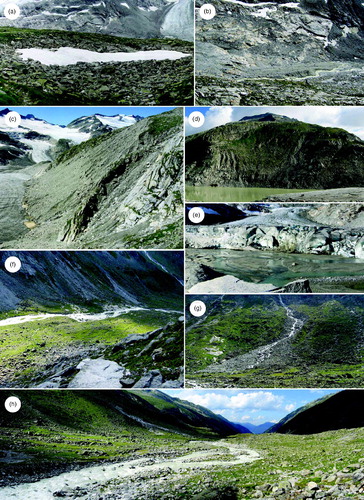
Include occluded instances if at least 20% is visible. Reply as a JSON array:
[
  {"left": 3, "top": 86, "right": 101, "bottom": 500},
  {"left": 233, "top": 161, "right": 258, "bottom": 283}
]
[
  {"left": 188, "top": 248, "right": 364, "bottom": 293},
  {"left": 185, "top": 186, "right": 315, "bottom": 202}
]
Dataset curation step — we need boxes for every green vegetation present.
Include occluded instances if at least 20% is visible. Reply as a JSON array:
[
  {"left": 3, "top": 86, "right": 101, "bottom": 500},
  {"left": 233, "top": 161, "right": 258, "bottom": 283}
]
[
  {"left": 189, "top": 363, "right": 364, "bottom": 388},
  {"left": 122, "top": 221, "right": 183, "bottom": 249},
  {"left": 186, "top": 304, "right": 287, "bottom": 372},
  {"left": 291, "top": 301, "right": 362, "bottom": 363},
  {"left": 186, "top": 106, "right": 364, "bottom": 189},
  {"left": 186, "top": 298, "right": 364, "bottom": 387},
  {"left": 2, "top": 389, "right": 364, "bottom": 499},
  {"left": 106, "top": 318, "right": 183, "bottom": 380},
  {"left": 148, "top": 111, "right": 182, "bottom": 136}
]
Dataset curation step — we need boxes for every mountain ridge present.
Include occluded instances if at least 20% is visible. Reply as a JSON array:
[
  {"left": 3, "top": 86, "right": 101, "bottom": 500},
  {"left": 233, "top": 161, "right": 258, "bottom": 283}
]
[{"left": 267, "top": 390, "right": 364, "bottom": 434}]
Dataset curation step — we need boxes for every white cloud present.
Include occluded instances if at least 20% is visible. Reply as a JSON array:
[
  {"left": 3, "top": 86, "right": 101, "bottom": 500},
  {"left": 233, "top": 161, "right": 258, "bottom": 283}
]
[
  {"left": 179, "top": 391, "right": 284, "bottom": 411},
  {"left": 285, "top": 403, "right": 295, "bottom": 412},
  {"left": 185, "top": 107, "right": 234, "bottom": 135}
]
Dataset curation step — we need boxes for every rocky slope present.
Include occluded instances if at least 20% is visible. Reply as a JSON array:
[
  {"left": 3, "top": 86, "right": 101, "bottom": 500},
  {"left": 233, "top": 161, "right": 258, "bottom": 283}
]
[
  {"left": 0, "top": 0, "right": 193, "bottom": 42},
  {"left": 4, "top": 109, "right": 184, "bottom": 249},
  {"left": 196, "top": 0, "right": 364, "bottom": 105},
  {"left": 186, "top": 295, "right": 364, "bottom": 387},
  {"left": 186, "top": 114, "right": 364, "bottom": 190},
  {"left": 269, "top": 390, "right": 364, "bottom": 434},
  {"left": 0, "top": 28, "right": 193, "bottom": 105}
]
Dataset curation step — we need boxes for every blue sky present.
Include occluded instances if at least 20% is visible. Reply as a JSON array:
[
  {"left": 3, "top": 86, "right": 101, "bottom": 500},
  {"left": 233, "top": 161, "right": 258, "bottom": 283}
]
[
  {"left": 162, "top": 389, "right": 339, "bottom": 425},
  {"left": 4, "top": 107, "right": 174, "bottom": 126},
  {"left": 185, "top": 106, "right": 364, "bottom": 139}
]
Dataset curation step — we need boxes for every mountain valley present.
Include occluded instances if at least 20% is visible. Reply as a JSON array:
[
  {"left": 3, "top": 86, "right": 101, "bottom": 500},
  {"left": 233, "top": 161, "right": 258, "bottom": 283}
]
[
  {"left": 1, "top": 389, "right": 364, "bottom": 499},
  {"left": 0, "top": 251, "right": 184, "bottom": 389}
]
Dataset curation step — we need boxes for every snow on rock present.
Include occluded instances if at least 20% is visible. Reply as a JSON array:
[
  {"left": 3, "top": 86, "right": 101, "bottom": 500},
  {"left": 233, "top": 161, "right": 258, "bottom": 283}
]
[{"left": 16, "top": 47, "right": 191, "bottom": 66}]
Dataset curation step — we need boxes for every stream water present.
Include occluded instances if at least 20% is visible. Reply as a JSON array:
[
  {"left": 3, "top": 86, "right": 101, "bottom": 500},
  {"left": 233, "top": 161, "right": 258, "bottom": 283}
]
[
  {"left": 0, "top": 441, "right": 260, "bottom": 499},
  {"left": 0, "top": 306, "right": 182, "bottom": 327},
  {"left": 243, "top": 296, "right": 304, "bottom": 369},
  {"left": 203, "top": 297, "right": 304, "bottom": 373}
]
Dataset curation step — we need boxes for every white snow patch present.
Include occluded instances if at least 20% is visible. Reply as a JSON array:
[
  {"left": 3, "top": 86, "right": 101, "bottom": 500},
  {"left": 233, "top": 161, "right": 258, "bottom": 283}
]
[
  {"left": 283, "top": 2, "right": 299, "bottom": 7},
  {"left": 95, "top": 113, "right": 138, "bottom": 128},
  {"left": 251, "top": 6, "right": 277, "bottom": 17},
  {"left": 120, "top": 2, "right": 129, "bottom": 8},
  {"left": 16, "top": 47, "right": 191, "bottom": 66},
  {"left": 20, "top": 139, "right": 51, "bottom": 163},
  {"left": 0, "top": 116, "right": 90, "bottom": 143}
]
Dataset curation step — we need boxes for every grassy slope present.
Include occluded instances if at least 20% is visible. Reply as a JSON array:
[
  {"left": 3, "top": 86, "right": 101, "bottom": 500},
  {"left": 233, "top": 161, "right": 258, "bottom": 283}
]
[
  {"left": 186, "top": 304, "right": 287, "bottom": 372},
  {"left": 0, "top": 309, "right": 176, "bottom": 386},
  {"left": 186, "top": 119, "right": 364, "bottom": 189}
]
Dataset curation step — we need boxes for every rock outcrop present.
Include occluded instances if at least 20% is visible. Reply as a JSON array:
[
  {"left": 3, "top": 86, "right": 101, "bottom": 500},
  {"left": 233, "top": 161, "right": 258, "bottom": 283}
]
[
  {"left": 186, "top": 206, "right": 364, "bottom": 259},
  {"left": 0, "top": 250, "right": 184, "bottom": 312}
]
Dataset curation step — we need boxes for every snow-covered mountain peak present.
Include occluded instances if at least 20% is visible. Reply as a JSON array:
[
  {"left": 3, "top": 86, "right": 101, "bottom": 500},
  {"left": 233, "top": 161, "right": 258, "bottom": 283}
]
[{"left": 0, "top": 109, "right": 143, "bottom": 166}]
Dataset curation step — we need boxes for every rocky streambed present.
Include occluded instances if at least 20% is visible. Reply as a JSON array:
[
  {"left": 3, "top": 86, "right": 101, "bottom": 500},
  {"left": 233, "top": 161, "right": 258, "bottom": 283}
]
[
  {"left": 0, "top": 441, "right": 260, "bottom": 499},
  {"left": 193, "top": 297, "right": 305, "bottom": 383}
]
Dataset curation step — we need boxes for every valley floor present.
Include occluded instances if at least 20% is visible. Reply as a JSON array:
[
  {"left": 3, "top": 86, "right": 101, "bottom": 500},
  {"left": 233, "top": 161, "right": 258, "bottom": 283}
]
[{"left": 1, "top": 428, "right": 364, "bottom": 499}]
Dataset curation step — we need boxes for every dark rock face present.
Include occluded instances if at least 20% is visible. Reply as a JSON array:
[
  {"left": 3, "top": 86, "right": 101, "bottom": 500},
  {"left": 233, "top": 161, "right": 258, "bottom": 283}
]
[
  {"left": 269, "top": 390, "right": 364, "bottom": 434},
  {"left": 186, "top": 117, "right": 364, "bottom": 189},
  {"left": 0, "top": 0, "right": 194, "bottom": 42},
  {"left": 0, "top": 250, "right": 184, "bottom": 311},
  {"left": 196, "top": 0, "right": 364, "bottom": 105}
]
